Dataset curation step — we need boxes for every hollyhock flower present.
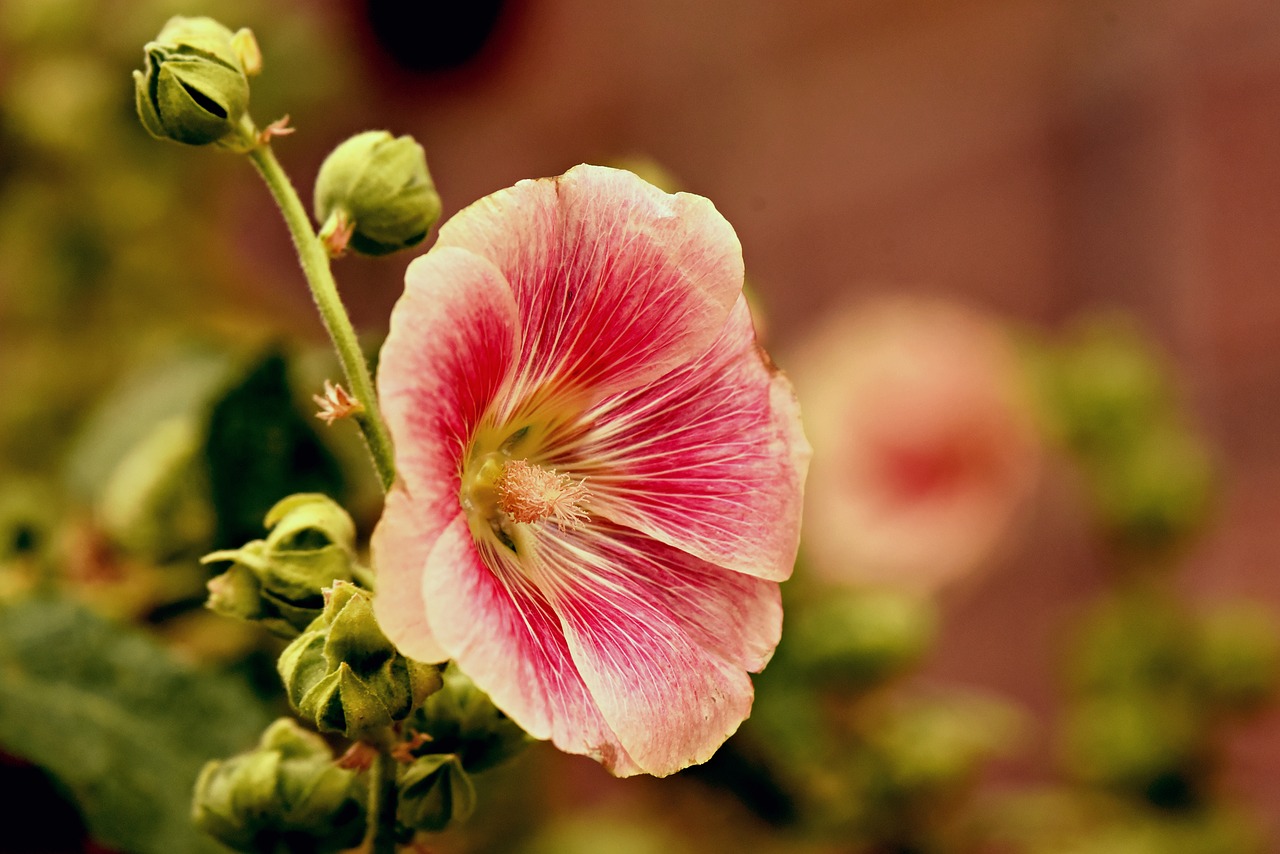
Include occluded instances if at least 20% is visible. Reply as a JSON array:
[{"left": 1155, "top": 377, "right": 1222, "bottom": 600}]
[
  {"left": 788, "top": 297, "right": 1039, "bottom": 595},
  {"left": 371, "top": 165, "right": 808, "bottom": 777}
]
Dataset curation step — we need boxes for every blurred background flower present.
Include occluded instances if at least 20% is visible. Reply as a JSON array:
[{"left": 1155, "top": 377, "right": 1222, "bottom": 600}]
[{"left": 787, "top": 296, "right": 1041, "bottom": 595}]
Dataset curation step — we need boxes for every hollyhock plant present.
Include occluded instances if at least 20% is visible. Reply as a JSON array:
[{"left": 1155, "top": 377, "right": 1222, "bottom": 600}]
[
  {"left": 789, "top": 297, "right": 1039, "bottom": 595},
  {"left": 371, "top": 164, "right": 809, "bottom": 777}
]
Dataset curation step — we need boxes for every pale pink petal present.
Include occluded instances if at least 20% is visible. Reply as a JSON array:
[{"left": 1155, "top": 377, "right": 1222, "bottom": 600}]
[
  {"left": 371, "top": 246, "right": 520, "bottom": 661},
  {"left": 422, "top": 514, "right": 642, "bottom": 776},
  {"left": 369, "top": 483, "right": 448, "bottom": 662},
  {"left": 435, "top": 164, "right": 743, "bottom": 404},
  {"left": 545, "top": 297, "right": 809, "bottom": 581},
  {"left": 531, "top": 520, "right": 779, "bottom": 776}
]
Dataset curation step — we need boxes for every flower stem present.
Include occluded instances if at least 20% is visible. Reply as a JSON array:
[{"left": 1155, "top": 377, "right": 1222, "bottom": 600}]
[
  {"left": 364, "top": 742, "right": 400, "bottom": 854},
  {"left": 246, "top": 142, "right": 396, "bottom": 492}
]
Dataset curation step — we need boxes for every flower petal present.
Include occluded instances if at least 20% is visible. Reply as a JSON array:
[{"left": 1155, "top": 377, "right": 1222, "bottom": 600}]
[
  {"left": 435, "top": 164, "right": 744, "bottom": 403},
  {"left": 532, "top": 520, "right": 781, "bottom": 776},
  {"left": 549, "top": 297, "right": 809, "bottom": 581},
  {"left": 372, "top": 246, "right": 520, "bottom": 661},
  {"left": 422, "top": 513, "right": 642, "bottom": 776}
]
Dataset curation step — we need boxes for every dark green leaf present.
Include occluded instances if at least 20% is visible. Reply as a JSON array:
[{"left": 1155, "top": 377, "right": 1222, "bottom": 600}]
[
  {"left": 0, "top": 596, "right": 274, "bottom": 853},
  {"left": 204, "top": 352, "right": 346, "bottom": 549}
]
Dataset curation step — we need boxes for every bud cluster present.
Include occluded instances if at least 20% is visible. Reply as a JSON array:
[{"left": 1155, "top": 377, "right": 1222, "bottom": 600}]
[
  {"left": 203, "top": 493, "right": 363, "bottom": 637},
  {"left": 192, "top": 718, "right": 366, "bottom": 854},
  {"left": 278, "top": 581, "right": 442, "bottom": 741}
]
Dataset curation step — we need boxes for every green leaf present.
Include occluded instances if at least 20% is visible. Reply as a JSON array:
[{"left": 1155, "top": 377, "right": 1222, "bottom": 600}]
[
  {"left": 64, "top": 345, "right": 237, "bottom": 504},
  {"left": 204, "top": 352, "right": 346, "bottom": 550},
  {"left": 0, "top": 596, "right": 274, "bottom": 854}
]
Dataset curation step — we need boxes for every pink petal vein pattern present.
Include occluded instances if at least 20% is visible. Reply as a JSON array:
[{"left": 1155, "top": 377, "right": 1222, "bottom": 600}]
[{"left": 372, "top": 164, "right": 808, "bottom": 777}]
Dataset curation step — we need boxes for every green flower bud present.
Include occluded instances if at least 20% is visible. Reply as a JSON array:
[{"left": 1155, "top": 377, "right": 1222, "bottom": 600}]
[
  {"left": 202, "top": 493, "right": 363, "bottom": 637},
  {"left": 1045, "top": 315, "right": 1174, "bottom": 454},
  {"left": 870, "top": 694, "right": 1021, "bottom": 794},
  {"left": 192, "top": 718, "right": 365, "bottom": 854},
  {"left": 783, "top": 590, "right": 936, "bottom": 689},
  {"left": 132, "top": 16, "right": 257, "bottom": 148},
  {"left": 1063, "top": 692, "right": 1206, "bottom": 801},
  {"left": 396, "top": 753, "right": 476, "bottom": 833},
  {"left": 409, "top": 664, "right": 530, "bottom": 772},
  {"left": 1195, "top": 604, "right": 1280, "bottom": 710},
  {"left": 278, "top": 581, "right": 443, "bottom": 740},
  {"left": 314, "top": 131, "right": 441, "bottom": 256},
  {"left": 1084, "top": 422, "right": 1215, "bottom": 552}
]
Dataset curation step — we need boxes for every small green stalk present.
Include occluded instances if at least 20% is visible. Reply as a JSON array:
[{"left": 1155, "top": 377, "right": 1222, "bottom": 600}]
[
  {"left": 246, "top": 142, "right": 396, "bottom": 491},
  {"left": 364, "top": 731, "right": 400, "bottom": 854}
]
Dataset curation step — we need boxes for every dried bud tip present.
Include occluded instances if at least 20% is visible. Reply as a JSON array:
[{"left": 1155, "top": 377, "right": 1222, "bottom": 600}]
[
  {"left": 257, "top": 115, "right": 295, "bottom": 145},
  {"left": 314, "top": 380, "right": 363, "bottom": 425},
  {"left": 336, "top": 741, "right": 379, "bottom": 771}
]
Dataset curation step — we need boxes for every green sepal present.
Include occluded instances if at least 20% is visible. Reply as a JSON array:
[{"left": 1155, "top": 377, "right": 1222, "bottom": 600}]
[
  {"left": 410, "top": 664, "right": 531, "bottom": 772},
  {"left": 277, "top": 581, "right": 443, "bottom": 740},
  {"left": 192, "top": 718, "right": 366, "bottom": 854},
  {"left": 396, "top": 753, "right": 476, "bottom": 833},
  {"left": 202, "top": 494, "right": 363, "bottom": 637},
  {"left": 133, "top": 16, "right": 256, "bottom": 149}
]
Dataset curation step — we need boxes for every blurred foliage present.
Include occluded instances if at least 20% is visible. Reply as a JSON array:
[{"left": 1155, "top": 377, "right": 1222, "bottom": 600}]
[
  {"left": 205, "top": 352, "right": 347, "bottom": 549},
  {"left": 1028, "top": 314, "right": 1216, "bottom": 556},
  {"left": 993, "top": 315, "right": 1280, "bottom": 852},
  {"left": 0, "top": 595, "right": 274, "bottom": 853}
]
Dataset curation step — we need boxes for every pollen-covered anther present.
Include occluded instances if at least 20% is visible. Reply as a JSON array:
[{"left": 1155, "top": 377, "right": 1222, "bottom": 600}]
[{"left": 496, "top": 459, "right": 590, "bottom": 529}]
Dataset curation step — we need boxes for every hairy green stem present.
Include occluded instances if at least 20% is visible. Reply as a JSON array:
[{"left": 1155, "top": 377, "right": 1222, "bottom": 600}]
[
  {"left": 246, "top": 143, "right": 396, "bottom": 492},
  {"left": 364, "top": 741, "right": 400, "bottom": 854}
]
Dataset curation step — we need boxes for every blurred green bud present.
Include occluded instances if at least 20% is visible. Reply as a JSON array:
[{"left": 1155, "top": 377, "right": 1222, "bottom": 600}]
[
  {"left": 1195, "top": 604, "right": 1280, "bottom": 711},
  {"left": 409, "top": 664, "right": 530, "bottom": 772},
  {"left": 192, "top": 718, "right": 365, "bottom": 854},
  {"left": 871, "top": 694, "right": 1021, "bottom": 794},
  {"left": 202, "top": 493, "right": 363, "bottom": 637},
  {"left": 1069, "top": 594, "right": 1194, "bottom": 694},
  {"left": 314, "top": 131, "right": 441, "bottom": 256},
  {"left": 1085, "top": 422, "right": 1215, "bottom": 552},
  {"left": 133, "top": 16, "right": 256, "bottom": 148},
  {"left": 1063, "top": 692, "right": 1205, "bottom": 805},
  {"left": 784, "top": 590, "right": 935, "bottom": 689},
  {"left": 1046, "top": 315, "right": 1173, "bottom": 454},
  {"left": 278, "top": 581, "right": 443, "bottom": 740},
  {"left": 396, "top": 753, "right": 476, "bottom": 833}
]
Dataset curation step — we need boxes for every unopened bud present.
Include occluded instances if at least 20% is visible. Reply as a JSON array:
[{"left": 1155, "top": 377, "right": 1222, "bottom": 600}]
[
  {"left": 192, "top": 718, "right": 365, "bottom": 853},
  {"left": 314, "top": 131, "right": 441, "bottom": 256},
  {"left": 132, "top": 16, "right": 257, "bottom": 148},
  {"left": 278, "top": 581, "right": 443, "bottom": 740},
  {"left": 396, "top": 753, "right": 476, "bottom": 833},
  {"left": 202, "top": 493, "right": 363, "bottom": 637}
]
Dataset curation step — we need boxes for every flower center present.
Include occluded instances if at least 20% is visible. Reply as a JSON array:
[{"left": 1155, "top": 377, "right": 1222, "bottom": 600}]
[
  {"left": 460, "top": 452, "right": 590, "bottom": 552},
  {"left": 496, "top": 459, "right": 590, "bottom": 529}
]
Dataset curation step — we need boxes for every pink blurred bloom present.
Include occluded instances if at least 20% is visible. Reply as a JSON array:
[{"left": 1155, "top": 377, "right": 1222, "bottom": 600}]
[
  {"left": 371, "top": 165, "right": 809, "bottom": 777},
  {"left": 789, "top": 297, "right": 1039, "bottom": 595}
]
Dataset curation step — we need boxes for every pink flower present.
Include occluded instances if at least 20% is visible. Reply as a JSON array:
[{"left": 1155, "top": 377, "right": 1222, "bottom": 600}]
[
  {"left": 371, "top": 165, "right": 809, "bottom": 777},
  {"left": 788, "top": 297, "right": 1039, "bottom": 595}
]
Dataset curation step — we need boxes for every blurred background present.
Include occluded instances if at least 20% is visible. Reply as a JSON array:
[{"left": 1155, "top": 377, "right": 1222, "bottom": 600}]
[{"left": 2, "top": 0, "right": 1279, "bottom": 851}]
